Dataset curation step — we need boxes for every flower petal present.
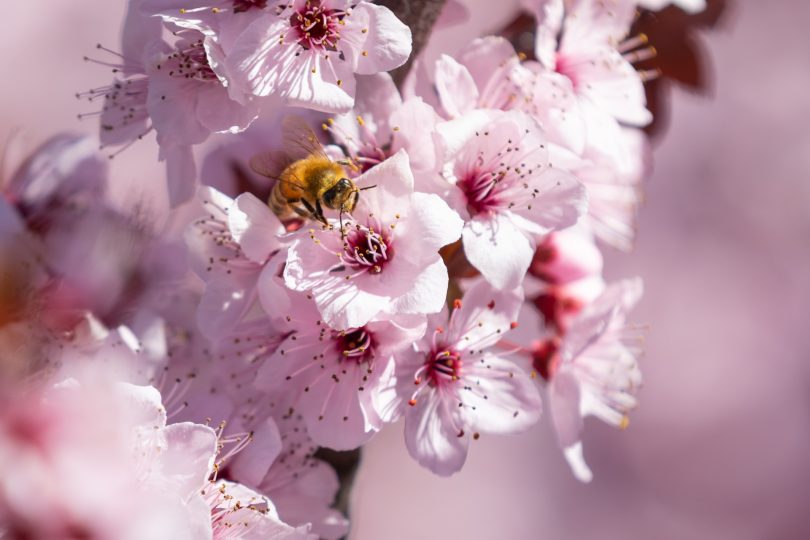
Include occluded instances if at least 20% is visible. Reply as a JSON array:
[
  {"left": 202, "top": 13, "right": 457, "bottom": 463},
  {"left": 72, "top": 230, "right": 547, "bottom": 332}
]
[
  {"left": 462, "top": 213, "right": 534, "bottom": 290},
  {"left": 404, "top": 393, "right": 469, "bottom": 476}
]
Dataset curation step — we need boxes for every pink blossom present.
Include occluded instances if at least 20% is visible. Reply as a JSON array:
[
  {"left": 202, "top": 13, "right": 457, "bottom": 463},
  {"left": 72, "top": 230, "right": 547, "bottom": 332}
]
[
  {"left": 435, "top": 109, "right": 587, "bottom": 290},
  {"left": 569, "top": 127, "right": 649, "bottom": 250},
  {"left": 0, "top": 380, "right": 218, "bottom": 539},
  {"left": 324, "top": 73, "right": 440, "bottom": 176},
  {"left": 433, "top": 36, "right": 586, "bottom": 155},
  {"left": 255, "top": 290, "right": 425, "bottom": 450},
  {"left": 525, "top": 0, "right": 655, "bottom": 168},
  {"left": 225, "top": 0, "right": 412, "bottom": 112},
  {"left": 83, "top": 3, "right": 260, "bottom": 206},
  {"left": 186, "top": 186, "right": 288, "bottom": 337},
  {"left": 529, "top": 226, "right": 603, "bottom": 285},
  {"left": 530, "top": 278, "right": 644, "bottom": 482},
  {"left": 283, "top": 150, "right": 463, "bottom": 329},
  {"left": 205, "top": 480, "right": 315, "bottom": 539},
  {"left": 375, "top": 280, "right": 542, "bottom": 476}
]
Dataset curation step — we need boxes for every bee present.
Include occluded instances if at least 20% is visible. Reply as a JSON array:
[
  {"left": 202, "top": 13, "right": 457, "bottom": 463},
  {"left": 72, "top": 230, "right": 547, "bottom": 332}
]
[{"left": 250, "top": 116, "right": 368, "bottom": 229}]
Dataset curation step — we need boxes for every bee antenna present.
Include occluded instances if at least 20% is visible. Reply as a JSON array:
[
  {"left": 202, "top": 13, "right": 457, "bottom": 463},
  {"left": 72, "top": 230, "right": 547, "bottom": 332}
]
[{"left": 359, "top": 185, "right": 377, "bottom": 191}]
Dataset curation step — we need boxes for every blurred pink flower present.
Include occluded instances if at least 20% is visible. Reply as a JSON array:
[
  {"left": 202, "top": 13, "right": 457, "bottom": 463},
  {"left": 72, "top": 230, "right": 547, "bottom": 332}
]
[
  {"left": 525, "top": 0, "right": 653, "bottom": 168},
  {"left": 531, "top": 277, "right": 644, "bottom": 482}
]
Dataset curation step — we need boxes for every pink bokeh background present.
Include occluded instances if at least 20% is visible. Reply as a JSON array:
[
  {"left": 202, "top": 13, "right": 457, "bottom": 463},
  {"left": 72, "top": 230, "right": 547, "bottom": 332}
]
[{"left": 2, "top": 1, "right": 808, "bottom": 538}]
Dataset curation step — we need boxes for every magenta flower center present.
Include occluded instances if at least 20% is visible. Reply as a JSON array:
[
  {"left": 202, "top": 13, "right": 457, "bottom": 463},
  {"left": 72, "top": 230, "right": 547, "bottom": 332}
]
[
  {"left": 554, "top": 53, "right": 580, "bottom": 90},
  {"left": 426, "top": 348, "right": 463, "bottom": 387},
  {"left": 232, "top": 0, "right": 267, "bottom": 12},
  {"left": 531, "top": 338, "right": 560, "bottom": 382},
  {"left": 459, "top": 168, "right": 505, "bottom": 215},
  {"left": 162, "top": 39, "right": 218, "bottom": 82},
  {"left": 342, "top": 226, "right": 392, "bottom": 274},
  {"left": 291, "top": 2, "right": 342, "bottom": 51},
  {"left": 334, "top": 327, "right": 375, "bottom": 365}
]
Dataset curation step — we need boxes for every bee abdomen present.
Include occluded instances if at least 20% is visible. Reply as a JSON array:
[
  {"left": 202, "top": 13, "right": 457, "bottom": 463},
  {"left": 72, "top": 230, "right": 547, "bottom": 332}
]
[{"left": 269, "top": 184, "right": 296, "bottom": 219}]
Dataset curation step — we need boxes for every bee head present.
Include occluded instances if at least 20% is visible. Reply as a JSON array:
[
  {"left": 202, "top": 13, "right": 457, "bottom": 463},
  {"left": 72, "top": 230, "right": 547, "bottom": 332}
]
[{"left": 323, "top": 178, "right": 357, "bottom": 211}]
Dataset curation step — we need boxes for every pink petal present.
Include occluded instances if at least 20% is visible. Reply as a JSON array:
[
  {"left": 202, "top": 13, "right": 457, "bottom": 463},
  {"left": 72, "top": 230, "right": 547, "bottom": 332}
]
[
  {"left": 387, "top": 257, "right": 449, "bottom": 317},
  {"left": 163, "top": 144, "right": 198, "bottom": 208},
  {"left": 161, "top": 422, "right": 218, "bottom": 496},
  {"left": 462, "top": 354, "right": 542, "bottom": 434},
  {"left": 462, "top": 213, "right": 535, "bottom": 290},
  {"left": 549, "top": 369, "right": 584, "bottom": 447},
  {"left": 196, "top": 274, "right": 257, "bottom": 338},
  {"left": 229, "top": 192, "right": 283, "bottom": 263},
  {"left": 227, "top": 418, "right": 282, "bottom": 488},
  {"left": 450, "top": 280, "right": 524, "bottom": 349},
  {"left": 389, "top": 98, "right": 441, "bottom": 174},
  {"left": 563, "top": 441, "right": 593, "bottom": 483},
  {"left": 434, "top": 54, "right": 479, "bottom": 118},
  {"left": 404, "top": 393, "right": 469, "bottom": 476},
  {"left": 510, "top": 166, "right": 588, "bottom": 235},
  {"left": 458, "top": 36, "right": 516, "bottom": 89},
  {"left": 195, "top": 83, "right": 260, "bottom": 135},
  {"left": 344, "top": 2, "right": 412, "bottom": 75}
]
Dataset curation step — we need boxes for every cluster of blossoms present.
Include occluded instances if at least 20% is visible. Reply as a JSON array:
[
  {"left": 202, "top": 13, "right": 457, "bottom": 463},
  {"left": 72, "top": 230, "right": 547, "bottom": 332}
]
[{"left": 1, "top": 0, "right": 704, "bottom": 537}]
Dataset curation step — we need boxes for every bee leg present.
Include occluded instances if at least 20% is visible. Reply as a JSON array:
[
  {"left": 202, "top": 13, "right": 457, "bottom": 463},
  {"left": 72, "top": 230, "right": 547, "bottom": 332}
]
[
  {"left": 299, "top": 198, "right": 325, "bottom": 226},
  {"left": 314, "top": 199, "right": 329, "bottom": 227}
]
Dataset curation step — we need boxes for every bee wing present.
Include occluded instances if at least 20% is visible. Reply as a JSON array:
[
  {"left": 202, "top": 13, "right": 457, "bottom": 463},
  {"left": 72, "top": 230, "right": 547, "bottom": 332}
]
[
  {"left": 249, "top": 150, "right": 292, "bottom": 181},
  {"left": 281, "top": 115, "right": 330, "bottom": 162}
]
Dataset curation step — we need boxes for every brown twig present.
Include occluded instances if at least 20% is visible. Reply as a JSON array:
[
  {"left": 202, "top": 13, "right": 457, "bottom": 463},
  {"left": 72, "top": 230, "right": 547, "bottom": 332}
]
[{"left": 376, "top": 0, "right": 448, "bottom": 86}]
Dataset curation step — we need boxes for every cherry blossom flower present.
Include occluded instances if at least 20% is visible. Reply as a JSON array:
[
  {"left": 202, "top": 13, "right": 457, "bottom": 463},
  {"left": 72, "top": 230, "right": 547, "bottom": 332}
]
[
  {"left": 284, "top": 149, "right": 463, "bottom": 329},
  {"left": 434, "top": 109, "right": 587, "bottom": 290},
  {"left": 375, "top": 280, "right": 542, "bottom": 476},
  {"left": 570, "top": 127, "right": 649, "bottom": 250},
  {"left": 0, "top": 380, "right": 217, "bottom": 539},
  {"left": 529, "top": 226, "right": 603, "bottom": 285},
  {"left": 524, "top": 0, "right": 656, "bottom": 168},
  {"left": 323, "top": 73, "right": 440, "bottom": 176},
  {"left": 2, "top": 134, "right": 107, "bottom": 224},
  {"left": 255, "top": 290, "right": 425, "bottom": 450},
  {"left": 186, "top": 186, "right": 288, "bottom": 338},
  {"left": 225, "top": 0, "right": 412, "bottom": 112},
  {"left": 529, "top": 278, "right": 644, "bottom": 482},
  {"left": 433, "top": 36, "right": 587, "bottom": 156},
  {"left": 83, "top": 3, "right": 260, "bottom": 206}
]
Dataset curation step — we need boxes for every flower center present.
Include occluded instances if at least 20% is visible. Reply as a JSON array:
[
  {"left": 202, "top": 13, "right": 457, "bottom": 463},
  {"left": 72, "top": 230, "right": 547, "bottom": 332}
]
[
  {"left": 459, "top": 168, "right": 504, "bottom": 215},
  {"left": 531, "top": 338, "right": 560, "bottom": 381},
  {"left": 161, "top": 39, "right": 218, "bottom": 82},
  {"left": 342, "top": 225, "right": 392, "bottom": 274},
  {"left": 334, "top": 327, "right": 375, "bottom": 365},
  {"left": 291, "top": 1, "right": 342, "bottom": 51},
  {"left": 233, "top": 0, "right": 267, "bottom": 12},
  {"left": 554, "top": 53, "right": 579, "bottom": 90},
  {"left": 426, "top": 348, "right": 463, "bottom": 387}
]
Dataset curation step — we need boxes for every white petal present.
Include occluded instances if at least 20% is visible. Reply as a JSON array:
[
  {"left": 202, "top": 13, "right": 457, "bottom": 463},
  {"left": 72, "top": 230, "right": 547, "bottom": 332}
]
[
  {"left": 462, "top": 214, "right": 534, "bottom": 290},
  {"left": 229, "top": 192, "right": 282, "bottom": 263},
  {"left": 434, "top": 54, "right": 479, "bottom": 118},
  {"left": 404, "top": 392, "right": 469, "bottom": 476}
]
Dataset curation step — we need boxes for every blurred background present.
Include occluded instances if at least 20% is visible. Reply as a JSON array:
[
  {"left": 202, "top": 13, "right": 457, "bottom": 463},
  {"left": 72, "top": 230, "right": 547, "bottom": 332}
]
[{"left": 2, "top": 1, "right": 808, "bottom": 539}]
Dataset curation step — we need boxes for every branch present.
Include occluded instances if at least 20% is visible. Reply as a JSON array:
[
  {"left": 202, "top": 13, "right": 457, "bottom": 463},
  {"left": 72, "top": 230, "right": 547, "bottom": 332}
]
[{"left": 376, "top": 0, "right": 448, "bottom": 86}]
